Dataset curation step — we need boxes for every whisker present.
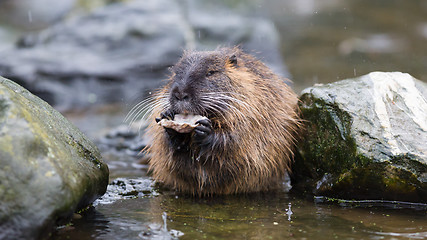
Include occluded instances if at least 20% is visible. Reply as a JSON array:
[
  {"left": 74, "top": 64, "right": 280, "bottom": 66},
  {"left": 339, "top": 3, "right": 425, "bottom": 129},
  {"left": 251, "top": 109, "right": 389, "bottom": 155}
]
[
  {"left": 200, "top": 92, "right": 265, "bottom": 127},
  {"left": 128, "top": 100, "right": 159, "bottom": 126},
  {"left": 132, "top": 99, "right": 167, "bottom": 123},
  {"left": 202, "top": 92, "right": 253, "bottom": 111},
  {"left": 200, "top": 102, "right": 228, "bottom": 122},
  {"left": 125, "top": 94, "right": 169, "bottom": 129},
  {"left": 200, "top": 93, "right": 252, "bottom": 115},
  {"left": 140, "top": 100, "right": 168, "bottom": 122},
  {"left": 138, "top": 103, "right": 170, "bottom": 133},
  {"left": 200, "top": 100, "right": 245, "bottom": 125},
  {"left": 206, "top": 100, "right": 245, "bottom": 118},
  {"left": 125, "top": 96, "right": 158, "bottom": 123}
]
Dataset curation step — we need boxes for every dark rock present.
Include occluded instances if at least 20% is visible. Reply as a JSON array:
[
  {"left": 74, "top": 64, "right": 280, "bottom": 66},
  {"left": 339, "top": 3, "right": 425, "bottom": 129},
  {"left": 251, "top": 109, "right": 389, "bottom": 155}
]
[
  {"left": 293, "top": 72, "right": 427, "bottom": 202},
  {"left": 0, "top": 76, "right": 109, "bottom": 240},
  {"left": 0, "top": 0, "right": 288, "bottom": 111}
]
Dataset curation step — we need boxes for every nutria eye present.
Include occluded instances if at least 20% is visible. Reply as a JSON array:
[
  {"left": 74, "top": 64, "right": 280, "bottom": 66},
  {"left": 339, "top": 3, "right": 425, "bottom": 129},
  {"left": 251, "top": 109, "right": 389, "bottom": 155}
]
[{"left": 206, "top": 70, "right": 218, "bottom": 77}]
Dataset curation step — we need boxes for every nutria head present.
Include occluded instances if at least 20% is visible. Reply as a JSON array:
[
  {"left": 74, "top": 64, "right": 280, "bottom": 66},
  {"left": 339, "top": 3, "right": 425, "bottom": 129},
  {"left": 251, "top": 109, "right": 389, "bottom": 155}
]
[{"left": 166, "top": 49, "right": 238, "bottom": 119}]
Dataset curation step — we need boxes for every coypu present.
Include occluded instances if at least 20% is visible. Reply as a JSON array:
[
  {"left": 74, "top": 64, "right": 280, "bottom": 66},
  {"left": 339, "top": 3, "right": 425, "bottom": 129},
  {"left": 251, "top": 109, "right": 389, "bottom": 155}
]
[{"left": 138, "top": 47, "right": 301, "bottom": 196}]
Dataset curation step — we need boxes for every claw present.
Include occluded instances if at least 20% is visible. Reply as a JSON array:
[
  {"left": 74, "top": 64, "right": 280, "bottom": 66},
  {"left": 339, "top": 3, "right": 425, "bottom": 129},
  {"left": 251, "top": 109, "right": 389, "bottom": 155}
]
[
  {"left": 193, "top": 118, "right": 212, "bottom": 144},
  {"left": 195, "top": 118, "right": 212, "bottom": 128},
  {"left": 160, "top": 109, "right": 175, "bottom": 121}
]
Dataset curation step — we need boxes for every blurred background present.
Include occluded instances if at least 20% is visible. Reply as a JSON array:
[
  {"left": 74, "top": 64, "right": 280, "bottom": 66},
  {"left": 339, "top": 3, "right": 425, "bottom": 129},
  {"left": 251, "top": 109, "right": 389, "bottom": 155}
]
[{"left": 0, "top": 0, "right": 426, "bottom": 137}]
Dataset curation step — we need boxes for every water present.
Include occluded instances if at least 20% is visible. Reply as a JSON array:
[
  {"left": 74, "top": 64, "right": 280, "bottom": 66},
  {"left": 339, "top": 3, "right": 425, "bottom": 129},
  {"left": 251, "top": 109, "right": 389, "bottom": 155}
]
[{"left": 52, "top": 166, "right": 427, "bottom": 239}]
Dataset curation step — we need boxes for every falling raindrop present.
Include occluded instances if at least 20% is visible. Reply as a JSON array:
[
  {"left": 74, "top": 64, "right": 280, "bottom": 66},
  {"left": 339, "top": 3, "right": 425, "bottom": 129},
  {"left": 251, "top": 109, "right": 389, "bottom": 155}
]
[
  {"left": 162, "top": 212, "right": 168, "bottom": 232},
  {"left": 28, "top": 10, "right": 33, "bottom": 23}
]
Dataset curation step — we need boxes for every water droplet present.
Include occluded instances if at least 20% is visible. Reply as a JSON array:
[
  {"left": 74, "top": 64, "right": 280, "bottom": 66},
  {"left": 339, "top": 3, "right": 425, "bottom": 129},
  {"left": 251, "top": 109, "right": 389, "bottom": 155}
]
[
  {"left": 162, "top": 212, "right": 168, "bottom": 232},
  {"left": 88, "top": 93, "right": 97, "bottom": 103},
  {"left": 286, "top": 203, "right": 293, "bottom": 221},
  {"left": 28, "top": 10, "right": 32, "bottom": 23}
]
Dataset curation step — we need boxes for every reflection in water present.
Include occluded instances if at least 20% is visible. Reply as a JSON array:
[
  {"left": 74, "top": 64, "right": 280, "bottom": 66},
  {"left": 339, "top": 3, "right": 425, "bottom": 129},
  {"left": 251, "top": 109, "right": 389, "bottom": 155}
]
[{"left": 373, "top": 231, "right": 427, "bottom": 239}]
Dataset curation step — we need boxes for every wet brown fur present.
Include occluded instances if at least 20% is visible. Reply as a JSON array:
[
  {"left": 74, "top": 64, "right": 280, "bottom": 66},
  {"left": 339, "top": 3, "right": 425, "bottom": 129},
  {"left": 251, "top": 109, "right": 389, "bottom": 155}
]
[{"left": 145, "top": 47, "right": 301, "bottom": 196}]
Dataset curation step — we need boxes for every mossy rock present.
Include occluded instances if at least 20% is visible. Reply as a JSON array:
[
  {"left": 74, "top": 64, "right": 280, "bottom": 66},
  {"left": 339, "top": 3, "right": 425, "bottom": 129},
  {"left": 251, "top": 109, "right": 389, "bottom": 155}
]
[
  {"left": 0, "top": 76, "right": 109, "bottom": 239},
  {"left": 293, "top": 72, "right": 427, "bottom": 203}
]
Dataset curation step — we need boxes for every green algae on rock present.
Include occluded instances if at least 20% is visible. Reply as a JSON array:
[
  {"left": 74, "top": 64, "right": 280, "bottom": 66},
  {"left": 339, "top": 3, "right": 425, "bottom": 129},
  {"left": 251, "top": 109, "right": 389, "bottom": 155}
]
[
  {"left": 293, "top": 72, "right": 427, "bottom": 203},
  {"left": 0, "top": 76, "right": 109, "bottom": 240}
]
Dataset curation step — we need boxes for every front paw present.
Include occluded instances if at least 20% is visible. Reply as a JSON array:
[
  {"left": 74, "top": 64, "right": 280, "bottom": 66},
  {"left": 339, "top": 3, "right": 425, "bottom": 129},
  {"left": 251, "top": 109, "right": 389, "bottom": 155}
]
[
  {"left": 155, "top": 109, "right": 178, "bottom": 137},
  {"left": 193, "top": 118, "right": 212, "bottom": 144},
  {"left": 155, "top": 109, "right": 175, "bottom": 123}
]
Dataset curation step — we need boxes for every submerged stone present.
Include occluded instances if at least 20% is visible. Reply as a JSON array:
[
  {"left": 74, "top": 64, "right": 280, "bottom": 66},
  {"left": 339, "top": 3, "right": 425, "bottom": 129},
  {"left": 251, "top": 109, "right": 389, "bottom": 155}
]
[
  {"left": 0, "top": 76, "right": 109, "bottom": 239},
  {"left": 293, "top": 72, "right": 427, "bottom": 202},
  {"left": 94, "top": 178, "right": 158, "bottom": 206}
]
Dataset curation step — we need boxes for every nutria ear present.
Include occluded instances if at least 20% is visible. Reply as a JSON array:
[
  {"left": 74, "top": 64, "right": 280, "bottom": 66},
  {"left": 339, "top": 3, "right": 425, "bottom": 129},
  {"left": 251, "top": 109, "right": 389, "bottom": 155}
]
[{"left": 228, "top": 54, "right": 238, "bottom": 66}]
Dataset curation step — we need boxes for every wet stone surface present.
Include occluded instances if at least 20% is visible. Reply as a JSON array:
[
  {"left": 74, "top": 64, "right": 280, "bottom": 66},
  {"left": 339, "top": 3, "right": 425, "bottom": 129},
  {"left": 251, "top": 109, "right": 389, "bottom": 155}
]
[
  {"left": 0, "top": 76, "right": 109, "bottom": 240},
  {"left": 293, "top": 72, "right": 427, "bottom": 202},
  {"left": 93, "top": 177, "right": 158, "bottom": 206}
]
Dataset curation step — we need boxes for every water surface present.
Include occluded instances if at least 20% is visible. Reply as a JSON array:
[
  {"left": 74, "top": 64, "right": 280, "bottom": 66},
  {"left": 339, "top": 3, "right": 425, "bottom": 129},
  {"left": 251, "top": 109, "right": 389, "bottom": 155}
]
[{"left": 52, "top": 168, "right": 427, "bottom": 239}]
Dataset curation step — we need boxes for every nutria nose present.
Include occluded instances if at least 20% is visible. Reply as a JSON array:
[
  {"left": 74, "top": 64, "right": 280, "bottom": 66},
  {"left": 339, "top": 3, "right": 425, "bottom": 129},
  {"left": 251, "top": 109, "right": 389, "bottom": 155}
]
[{"left": 172, "top": 87, "right": 189, "bottom": 101}]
